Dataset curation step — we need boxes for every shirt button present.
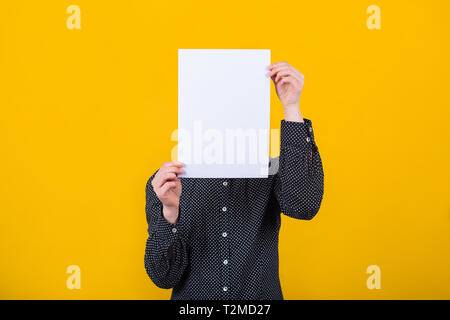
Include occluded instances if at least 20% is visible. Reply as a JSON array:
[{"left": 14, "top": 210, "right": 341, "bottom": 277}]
[
  {"left": 223, "top": 286, "right": 228, "bottom": 292},
  {"left": 222, "top": 232, "right": 228, "bottom": 237},
  {"left": 222, "top": 206, "right": 227, "bottom": 212},
  {"left": 223, "top": 259, "right": 228, "bottom": 265},
  {"left": 309, "top": 126, "right": 313, "bottom": 133},
  {"left": 223, "top": 181, "right": 228, "bottom": 186},
  {"left": 171, "top": 228, "right": 177, "bottom": 233},
  {"left": 306, "top": 137, "right": 311, "bottom": 142}
]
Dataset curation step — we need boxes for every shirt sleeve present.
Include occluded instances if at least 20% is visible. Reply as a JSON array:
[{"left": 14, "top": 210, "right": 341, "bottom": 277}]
[
  {"left": 272, "top": 118, "right": 324, "bottom": 220},
  {"left": 144, "top": 172, "right": 189, "bottom": 289}
]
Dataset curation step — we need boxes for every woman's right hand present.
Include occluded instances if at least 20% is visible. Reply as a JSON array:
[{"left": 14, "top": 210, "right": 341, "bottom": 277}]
[{"left": 151, "top": 161, "right": 184, "bottom": 224}]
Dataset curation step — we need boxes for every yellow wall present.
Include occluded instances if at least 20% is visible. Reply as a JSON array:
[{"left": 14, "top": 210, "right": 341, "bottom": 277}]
[{"left": 1, "top": 0, "right": 449, "bottom": 299}]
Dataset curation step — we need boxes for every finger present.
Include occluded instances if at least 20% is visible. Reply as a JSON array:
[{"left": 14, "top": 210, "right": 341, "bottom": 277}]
[
  {"left": 161, "top": 161, "right": 184, "bottom": 169},
  {"left": 160, "top": 166, "right": 185, "bottom": 175},
  {"left": 268, "top": 66, "right": 296, "bottom": 78},
  {"left": 153, "top": 167, "right": 184, "bottom": 188},
  {"left": 154, "top": 169, "right": 184, "bottom": 189},
  {"left": 154, "top": 172, "right": 178, "bottom": 189},
  {"left": 268, "top": 68, "right": 287, "bottom": 81},
  {"left": 274, "top": 70, "right": 298, "bottom": 83},
  {"left": 279, "top": 75, "right": 298, "bottom": 86},
  {"left": 155, "top": 162, "right": 184, "bottom": 180},
  {"left": 268, "top": 66, "right": 303, "bottom": 80},
  {"left": 267, "top": 61, "right": 289, "bottom": 70},
  {"left": 268, "top": 62, "right": 301, "bottom": 77},
  {"left": 158, "top": 180, "right": 179, "bottom": 197},
  {"left": 269, "top": 68, "right": 301, "bottom": 83}
]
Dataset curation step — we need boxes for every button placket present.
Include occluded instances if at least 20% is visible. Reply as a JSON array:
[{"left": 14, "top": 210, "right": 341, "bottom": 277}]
[
  {"left": 307, "top": 125, "right": 314, "bottom": 143},
  {"left": 219, "top": 180, "right": 231, "bottom": 298}
]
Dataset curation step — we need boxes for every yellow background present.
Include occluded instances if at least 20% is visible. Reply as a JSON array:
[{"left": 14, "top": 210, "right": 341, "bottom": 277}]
[{"left": 1, "top": 0, "right": 449, "bottom": 299}]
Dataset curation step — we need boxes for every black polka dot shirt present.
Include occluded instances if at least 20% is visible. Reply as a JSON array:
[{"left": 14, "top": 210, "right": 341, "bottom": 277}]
[{"left": 145, "top": 119, "right": 324, "bottom": 300}]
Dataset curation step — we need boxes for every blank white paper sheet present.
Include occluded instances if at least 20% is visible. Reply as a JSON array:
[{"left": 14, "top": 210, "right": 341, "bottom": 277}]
[{"left": 178, "top": 49, "right": 271, "bottom": 178}]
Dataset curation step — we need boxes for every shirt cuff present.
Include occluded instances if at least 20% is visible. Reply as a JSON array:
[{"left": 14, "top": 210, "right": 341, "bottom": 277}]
[
  {"left": 281, "top": 118, "right": 315, "bottom": 148},
  {"left": 150, "top": 203, "right": 183, "bottom": 251}
]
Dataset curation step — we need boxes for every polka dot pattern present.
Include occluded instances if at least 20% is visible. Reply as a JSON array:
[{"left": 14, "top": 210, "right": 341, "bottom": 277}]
[{"left": 145, "top": 119, "right": 324, "bottom": 300}]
